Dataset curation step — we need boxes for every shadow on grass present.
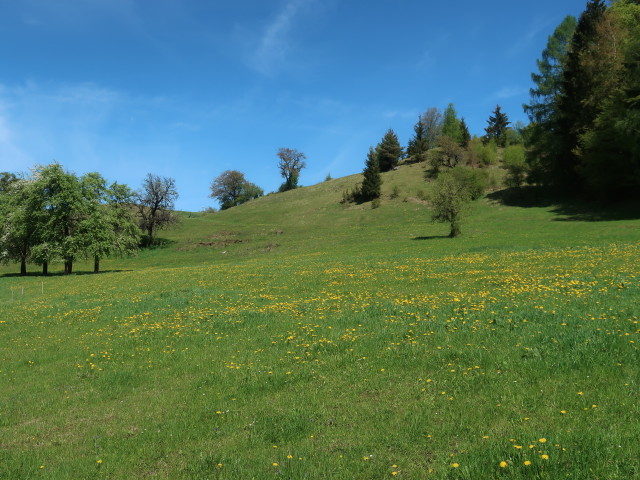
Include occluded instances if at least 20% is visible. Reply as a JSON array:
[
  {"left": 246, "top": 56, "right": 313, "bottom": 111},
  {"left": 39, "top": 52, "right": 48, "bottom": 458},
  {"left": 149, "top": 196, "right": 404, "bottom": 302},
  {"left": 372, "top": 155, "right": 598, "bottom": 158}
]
[
  {"left": 413, "top": 235, "right": 450, "bottom": 240},
  {"left": 1, "top": 269, "right": 134, "bottom": 278},
  {"left": 487, "top": 186, "right": 640, "bottom": 222},
  {"left": 139, "top": 237, "right": 178, "bottom": 249}
]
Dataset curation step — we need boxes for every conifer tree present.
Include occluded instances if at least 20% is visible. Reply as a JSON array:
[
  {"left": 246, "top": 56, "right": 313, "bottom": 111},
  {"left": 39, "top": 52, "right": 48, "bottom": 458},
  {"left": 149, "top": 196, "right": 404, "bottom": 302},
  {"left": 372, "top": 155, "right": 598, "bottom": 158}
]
[
  {"left": 407, "top": 115, "right": 429, "bottom": 162},
  {"left": 459, "top": 118, "right": 471, "bottom": 147},
  {"left": 484, "top": 105, "right": 510, "bottom": 147},
  {"left": 376, "top": 129, "right": 404, "bottom": 172},
  {"left": 441, "top": 103, "right": 463, "bottom": 144},
  {"left": 360, "top": 147, "right": 382, "bottom": 201}
]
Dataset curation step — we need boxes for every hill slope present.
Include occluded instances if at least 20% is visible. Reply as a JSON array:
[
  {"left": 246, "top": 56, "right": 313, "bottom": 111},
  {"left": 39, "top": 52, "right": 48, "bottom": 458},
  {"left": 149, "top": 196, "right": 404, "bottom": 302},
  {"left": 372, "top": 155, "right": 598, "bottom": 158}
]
[{"left": 1, "top": 163, "right": 639, "bottom": 479}]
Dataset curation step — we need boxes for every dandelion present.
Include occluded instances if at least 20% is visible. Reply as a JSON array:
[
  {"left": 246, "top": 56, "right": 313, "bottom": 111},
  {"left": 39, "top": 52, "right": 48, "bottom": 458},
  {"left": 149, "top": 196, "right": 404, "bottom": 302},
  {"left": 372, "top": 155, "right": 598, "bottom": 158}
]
[
  {"left": 541, "top": 454, "right": 549, "bottom": 460},
  {"left": 272, "top": 462, "right": 279, "bottom": 467},
  {"left": 524, "top": 460, "right": 531, "bottom": 466},
  {"left": 452, "top": 463, "right": 460, "bottom": 468},
  {"left": 499, "top": 461, "right": 508, "bottom": 468},
  {"left": 97, "top": 459, "right": 103, "bottom": 464},
  {"left": 538, "top": 438, "right": 547, "bottom": 443}
]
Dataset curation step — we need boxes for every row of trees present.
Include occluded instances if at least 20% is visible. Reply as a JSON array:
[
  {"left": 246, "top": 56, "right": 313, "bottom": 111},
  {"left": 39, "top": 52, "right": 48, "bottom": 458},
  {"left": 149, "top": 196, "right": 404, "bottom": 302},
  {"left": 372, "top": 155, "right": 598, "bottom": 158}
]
[
  {"left": 0, "top": 165, "right": 179, "bottom": 275},
  {"left": 524, "top": 0, "right": 640, "bottom": 198}
]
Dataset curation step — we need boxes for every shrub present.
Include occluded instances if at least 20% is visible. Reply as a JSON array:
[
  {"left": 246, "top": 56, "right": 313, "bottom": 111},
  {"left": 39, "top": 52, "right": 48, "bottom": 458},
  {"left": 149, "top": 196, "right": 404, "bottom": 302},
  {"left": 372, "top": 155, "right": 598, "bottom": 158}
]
[
  {"left": 503, "top": 145, "right": 528, "bottom": 187},
  {"left": 449, "top": 167, "right": 487, "bottom": 200}
]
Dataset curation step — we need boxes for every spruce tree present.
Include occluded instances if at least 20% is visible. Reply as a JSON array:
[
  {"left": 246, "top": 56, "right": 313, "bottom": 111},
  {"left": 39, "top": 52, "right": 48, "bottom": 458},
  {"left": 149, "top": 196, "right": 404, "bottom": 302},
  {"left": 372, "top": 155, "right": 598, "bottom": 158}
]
[
  {"left": 484, "top": 105, "right": 510, "bottom": 147},
  {"left": 459, "top": 118, "right": 471, "bottom": 147},
  {"left": 376, "top": 129, "right": 404, "bottom": 172},
  {"left": 407, "top": 115, "right": 429, "bottom": 162},
  {"left": 360, "top": 147, "right": 382, "bottom": 201}
]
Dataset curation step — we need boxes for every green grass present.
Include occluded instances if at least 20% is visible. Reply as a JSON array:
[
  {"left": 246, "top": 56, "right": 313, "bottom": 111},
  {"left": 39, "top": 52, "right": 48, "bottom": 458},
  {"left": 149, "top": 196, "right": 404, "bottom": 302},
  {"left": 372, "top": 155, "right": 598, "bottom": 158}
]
[{"left": 1, "top": 163, "right": 639, "bottom": 478}]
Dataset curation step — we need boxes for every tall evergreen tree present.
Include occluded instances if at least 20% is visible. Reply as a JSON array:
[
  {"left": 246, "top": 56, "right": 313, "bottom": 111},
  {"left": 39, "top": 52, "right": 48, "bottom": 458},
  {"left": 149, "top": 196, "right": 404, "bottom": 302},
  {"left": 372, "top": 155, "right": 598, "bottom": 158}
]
[
  {"left": 360, "top": 147, "right": 382, "bottom": 201},
  {"left": 376, "top": 129, "right": 404, "bottom": 172},
  {"left": 484, "top": 105, "right": 510, "bottom": 147},
  {"left": 459, "top": 118, "right": 471, "bottom": 147},
  {"left": 407, "top": 115, "right": 429, "bottom": 162},
  {"left": 441, "top": 103, "right": 463, "bottom": 144},
  {"left": 554, "top": 0, "right": 607, "bottom": 190}
]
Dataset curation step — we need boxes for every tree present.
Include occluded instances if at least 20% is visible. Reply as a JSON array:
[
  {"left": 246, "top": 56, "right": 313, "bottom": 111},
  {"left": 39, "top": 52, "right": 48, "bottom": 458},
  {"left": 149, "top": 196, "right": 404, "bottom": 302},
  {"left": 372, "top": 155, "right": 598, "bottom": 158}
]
[
  {"left": 422, "top": 107, "right": 443, "bottom": 150},
  {"left": 277, "top": 148, "right": 306, "bottom": 192},
  {"left": 210, "top": 170, "right": 263, "bottom": 210},
  {"left": 376, "top": 129, "right": 404, "bottom": 172},
  {"left": 105, "top": 182, "right": 141, "bottom": 270},
  {"left": 359, "top": 147, "right": 382, "bottom": 201},
  {"left": 554, "top": 0, "right": 607, "bottom": 190},
  {"left": 407, "top": 115, "right": 430, "bottom": 163},
  {"left": 136, "top": 173, "right": 179, "bottom": 243},
  {"left": 428, "top": 135, "right": 464, "bottom": 176},
  {"left": 36, "top": 163, "right": 84, "bottom": 274},
  {"left": 0, "top": 172, "right": 18, "bottom": 193},
  {"left": 503, "top": 145, "right": 528, "bottom": 188},
  {"left": 0, "top": 177, "right": 41, "bottom": 275},
  {"left": 459, "top": 118, "right": 471, "bottom": 147},
  {"left": 484, "top": 105, "right": 510, "bottom": 147},
  {"left": 523, "top": 15, "right": 578, "bottom": 124},
  {"left": 442, "top": 104, "right": 463, "bottom": 144},
  {"left": 430, "top": 170, "right": 472, "bottom": 238}
]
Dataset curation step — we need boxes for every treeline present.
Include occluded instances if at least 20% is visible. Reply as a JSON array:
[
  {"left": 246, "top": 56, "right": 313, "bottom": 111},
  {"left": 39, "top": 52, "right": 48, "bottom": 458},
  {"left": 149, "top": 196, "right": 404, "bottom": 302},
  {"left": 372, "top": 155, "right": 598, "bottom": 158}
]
[
  {"left": 524, "top": 0, "right": 640, "bottom": 198},
  {"left": 0, "top": 164, "right": 179, "bottom": 276}
]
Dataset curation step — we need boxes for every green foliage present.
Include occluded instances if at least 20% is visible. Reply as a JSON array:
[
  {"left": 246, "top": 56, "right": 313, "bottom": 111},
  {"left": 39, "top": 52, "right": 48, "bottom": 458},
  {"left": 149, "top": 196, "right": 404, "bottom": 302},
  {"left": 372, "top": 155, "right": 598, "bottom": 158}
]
[
  {"left": 210, "top": 170, "right": 263, "bottom": 210},
  {"left": 376, "top": 129, "right": 404, "bottom": 172},
  {"left": 429, "top": 170, "right": 472, "bottom": 237},
  {"left": 427, "top": 135, "right": 464, "bottom": 177},
  {"left": 406, "top": 115, "right": 430, "bottom": 162},
  {"left": 469, "top": 137, "right": 497, "bottom": 167},
  {"left": 523, "top": 15, "right": 578, "bottom": 124},
  {"left": 459, "top": 117, "right": 471, "bottom": 147},
  {"left": 449, "top": 166, "right": 488, "bottom": 200},
  {"left": 441, "top": 103, "right": 463, "bottom": 144},
  {"left": 503, "top": 145, "right": 528, "bottom": 188},
  {"left": 277, "top": 148, "right": 307, "bottom": 191},
  {"left": 359, "top": 147, "right": 382, "bottom": 201},
  {"left": 484, "top": 105, "right": 510, "bottom": 147}
]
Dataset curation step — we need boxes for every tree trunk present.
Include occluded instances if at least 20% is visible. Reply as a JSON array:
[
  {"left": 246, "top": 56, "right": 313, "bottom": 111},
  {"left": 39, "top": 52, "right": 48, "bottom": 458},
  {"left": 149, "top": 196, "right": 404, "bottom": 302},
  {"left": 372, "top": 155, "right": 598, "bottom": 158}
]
[
  {"left": 449, "top": 220, "right": 461, "bottom": 238},
  {"left": 94, "top": 257, "right": 100, "bottom": 273},
  {"left": 64, "top": 260, "right": 73, "bottom": 274},
  {"left": 20, "top": 257, "right": 27, "bottom": 276},
  {"left": 42, "top": 261, "right": 48, "bottom": 276}
]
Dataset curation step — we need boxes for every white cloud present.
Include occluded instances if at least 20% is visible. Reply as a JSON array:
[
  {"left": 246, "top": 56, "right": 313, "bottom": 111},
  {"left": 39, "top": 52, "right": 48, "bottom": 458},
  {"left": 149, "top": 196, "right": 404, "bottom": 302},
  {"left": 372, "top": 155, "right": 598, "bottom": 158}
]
[
  {"left": 493, "top": 86, "right": 528, "bottom": 100},
  {"left": 249, "top": 0, "right": 315, "bottom": 76}
]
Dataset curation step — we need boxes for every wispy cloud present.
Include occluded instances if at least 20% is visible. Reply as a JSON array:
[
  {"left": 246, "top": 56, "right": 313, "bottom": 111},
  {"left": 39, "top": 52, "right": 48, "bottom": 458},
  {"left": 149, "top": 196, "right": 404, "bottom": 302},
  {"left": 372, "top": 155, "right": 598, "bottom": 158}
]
[
  {"left": 249, "top": 0, "right": 315, "bottom": 76},
  {"left": 507, "top": 16, "right": 558, "bottom": 57},
  {"left": 492, "top": 86, "right": 528, "bottom": 100}
]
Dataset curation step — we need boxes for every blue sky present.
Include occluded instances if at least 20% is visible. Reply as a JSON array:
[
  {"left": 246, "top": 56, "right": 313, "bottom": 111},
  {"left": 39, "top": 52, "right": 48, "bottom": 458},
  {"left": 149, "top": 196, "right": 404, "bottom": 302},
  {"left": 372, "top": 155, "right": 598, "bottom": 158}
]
[{"left": 0, "top": 0, "right": 587, "bottom": 211}]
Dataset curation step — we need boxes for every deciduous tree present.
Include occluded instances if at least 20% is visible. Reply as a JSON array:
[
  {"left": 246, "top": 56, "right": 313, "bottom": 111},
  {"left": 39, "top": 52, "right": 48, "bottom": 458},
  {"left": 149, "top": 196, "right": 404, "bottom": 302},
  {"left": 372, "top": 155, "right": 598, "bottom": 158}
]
[
  {"left": 277, "top": 148, "right": 306, "bottom": 191},
  {"left": 210, "top": 170, "right": 263, "bottom": 209},
  {"left": 136, "top": 173, "right": 179, "bottom": 243}
]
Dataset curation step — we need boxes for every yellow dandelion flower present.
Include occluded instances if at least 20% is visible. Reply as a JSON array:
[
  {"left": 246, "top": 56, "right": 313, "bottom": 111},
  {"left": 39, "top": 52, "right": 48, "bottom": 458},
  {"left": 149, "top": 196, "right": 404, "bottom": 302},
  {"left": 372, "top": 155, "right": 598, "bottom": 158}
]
[
  {"left": 524, "top": 460, "right": 531, "bottom": 466},
  {"left": 499, "top": 461, "right": 508, "bottom": 468},
  {"left": 272, "top": 462, "right": 279, "bottom": 467},
  {"left": 541, "top": 454, "right": 549, "bottom": 460},
  {"left": 452, "top": 463, "right": 460, "bottom": 468},
  {"left": 538, "top": 438, "right": 547, "bottom": 443}
]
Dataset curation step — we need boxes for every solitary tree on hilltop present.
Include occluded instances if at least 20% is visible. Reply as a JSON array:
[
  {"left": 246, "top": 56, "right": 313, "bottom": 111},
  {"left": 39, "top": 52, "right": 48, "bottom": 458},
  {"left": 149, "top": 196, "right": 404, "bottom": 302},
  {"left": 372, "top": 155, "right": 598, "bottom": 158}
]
[{"left": 277, "top": 148, "right": 306, "bottom": 192}]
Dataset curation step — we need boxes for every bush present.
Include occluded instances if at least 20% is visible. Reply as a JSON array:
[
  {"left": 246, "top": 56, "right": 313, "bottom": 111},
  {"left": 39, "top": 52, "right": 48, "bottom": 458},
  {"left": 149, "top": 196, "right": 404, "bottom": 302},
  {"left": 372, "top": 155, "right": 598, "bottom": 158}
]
[
  {"left": 371, "top": 198, "right": 381, "bottom": 209},
  {"left": 503, "top": 145, "right": 528, "bottom": 187},
  {"left": 390, "top": 185, "right": 400, "bottom": 199},
  {"left": 449, "top": 167, "right": 487, "bottom": 200}
]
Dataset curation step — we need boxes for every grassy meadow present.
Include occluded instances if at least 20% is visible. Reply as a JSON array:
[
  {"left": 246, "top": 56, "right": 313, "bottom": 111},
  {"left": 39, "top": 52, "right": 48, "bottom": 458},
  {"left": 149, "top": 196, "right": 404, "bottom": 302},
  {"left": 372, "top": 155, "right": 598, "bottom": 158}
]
[{"left": 1, "top": 164, "right": 639, "bottom": 479}]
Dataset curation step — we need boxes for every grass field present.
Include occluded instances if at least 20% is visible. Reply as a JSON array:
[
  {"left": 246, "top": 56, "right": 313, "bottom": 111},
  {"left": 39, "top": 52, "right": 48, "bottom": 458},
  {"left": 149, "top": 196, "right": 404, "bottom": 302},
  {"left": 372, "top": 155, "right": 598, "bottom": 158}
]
[{"left": 1, "top": 164, "right": 639, "bottom": 478}]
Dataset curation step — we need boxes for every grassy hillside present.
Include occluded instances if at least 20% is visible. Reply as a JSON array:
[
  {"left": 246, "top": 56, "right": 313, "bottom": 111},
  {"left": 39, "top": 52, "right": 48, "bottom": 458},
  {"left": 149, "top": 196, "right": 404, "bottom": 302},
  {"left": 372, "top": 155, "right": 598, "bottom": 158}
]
[{"left": 1, "top": 163, "right": 639, "bottom": 479}]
